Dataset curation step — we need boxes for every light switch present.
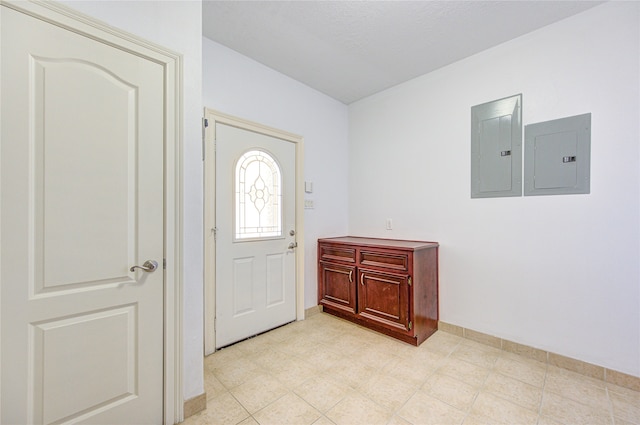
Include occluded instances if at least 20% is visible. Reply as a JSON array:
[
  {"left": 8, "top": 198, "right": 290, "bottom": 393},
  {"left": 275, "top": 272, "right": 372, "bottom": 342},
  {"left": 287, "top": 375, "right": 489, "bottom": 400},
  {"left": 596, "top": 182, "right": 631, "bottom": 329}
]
[{"left": 305, "top": 181, "right": 313, "bottom": 193}]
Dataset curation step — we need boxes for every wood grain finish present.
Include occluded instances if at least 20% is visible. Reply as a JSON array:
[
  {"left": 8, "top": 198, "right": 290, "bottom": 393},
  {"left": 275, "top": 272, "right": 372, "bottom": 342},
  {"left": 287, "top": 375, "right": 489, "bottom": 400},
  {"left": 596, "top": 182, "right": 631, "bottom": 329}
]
[{"left": 318, "top": 237, "right": 439, "bottom": 345}]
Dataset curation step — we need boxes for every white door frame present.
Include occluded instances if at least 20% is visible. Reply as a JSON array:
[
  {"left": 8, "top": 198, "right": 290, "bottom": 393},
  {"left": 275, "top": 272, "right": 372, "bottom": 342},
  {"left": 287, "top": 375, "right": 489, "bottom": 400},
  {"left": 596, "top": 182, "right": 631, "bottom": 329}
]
[
  {"left": 0, "top": 1, "right": 183, "bottom": 423},
  {"left": 204, "top": 109, "right": 304, "bottom": 355}
]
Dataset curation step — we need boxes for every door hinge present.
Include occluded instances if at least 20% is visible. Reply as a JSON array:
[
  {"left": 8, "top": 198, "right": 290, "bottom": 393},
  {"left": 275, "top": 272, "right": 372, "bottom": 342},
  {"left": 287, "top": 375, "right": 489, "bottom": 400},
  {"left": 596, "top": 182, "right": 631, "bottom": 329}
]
[
  {"left": 202, "top": 117, "right": 208, "bottom": 161},
  {"left": 408, "top": 321, "right": 413, "bottom": 330},
  {"left": 163, "top": 258, "right": 166, "bottom": 270},
  {"left": 408, "top": 276, "right": 412, "bottom": 286}
]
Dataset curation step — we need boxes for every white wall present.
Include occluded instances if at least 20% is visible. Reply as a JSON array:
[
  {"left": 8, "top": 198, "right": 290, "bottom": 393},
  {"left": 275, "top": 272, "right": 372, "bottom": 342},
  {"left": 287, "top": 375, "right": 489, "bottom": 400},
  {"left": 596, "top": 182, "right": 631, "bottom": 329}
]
[
  {"left": 349, "top": 2, "right": 640, "bottom": 376},
  {"left": 59, "top": 0, "right": 205, "bottom": 400},
  {"left": 202, "top": 37, "right": 350, "bottom": 309}
]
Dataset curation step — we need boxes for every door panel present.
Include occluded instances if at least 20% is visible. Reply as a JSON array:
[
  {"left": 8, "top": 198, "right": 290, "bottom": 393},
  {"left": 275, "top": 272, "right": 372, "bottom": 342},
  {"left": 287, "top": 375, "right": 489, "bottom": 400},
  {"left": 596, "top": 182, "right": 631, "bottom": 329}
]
[
  {"left": 318, "top": 262, "right": 357, "bottom": 314},
  {"left": 358, "top": 269, "right": 410, "bottom": 332},
  {"left": 215, "top": 123, "right": 297, "bottom": 348},
  {"left": 34, "top": 57, "right": 136, "bottom": 291},
  {"left": 1, "top": 6, "right": 164, "bottom": 424}
]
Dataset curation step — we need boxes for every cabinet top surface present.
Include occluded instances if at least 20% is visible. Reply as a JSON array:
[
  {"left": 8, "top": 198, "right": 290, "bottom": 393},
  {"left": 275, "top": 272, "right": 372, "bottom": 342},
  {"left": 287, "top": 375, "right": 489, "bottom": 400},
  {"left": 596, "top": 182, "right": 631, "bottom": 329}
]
[{"left": 318, "top": 236, "right": 438, "bottom": 250}]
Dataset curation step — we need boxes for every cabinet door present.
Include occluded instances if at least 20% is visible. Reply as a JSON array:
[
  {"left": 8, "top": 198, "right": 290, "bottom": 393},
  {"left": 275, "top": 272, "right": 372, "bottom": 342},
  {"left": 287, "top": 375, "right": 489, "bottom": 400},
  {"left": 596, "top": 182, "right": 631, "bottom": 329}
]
[
  {"left": 358, "top": 268, "right": 410, "bottom": 332},
  {"left": 319, "top": 261, "right": 357, "bottom": 314}
]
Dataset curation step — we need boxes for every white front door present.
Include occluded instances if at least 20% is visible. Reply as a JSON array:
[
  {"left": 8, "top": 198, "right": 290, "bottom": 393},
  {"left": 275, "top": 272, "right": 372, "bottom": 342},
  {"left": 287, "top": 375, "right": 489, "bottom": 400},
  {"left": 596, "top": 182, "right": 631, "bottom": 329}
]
[
  {"left": 214, "top": 123, "right": 297, "bottom": 348},
  {"left": 1, "top": 5, "right": 165, "bottom": 424}
]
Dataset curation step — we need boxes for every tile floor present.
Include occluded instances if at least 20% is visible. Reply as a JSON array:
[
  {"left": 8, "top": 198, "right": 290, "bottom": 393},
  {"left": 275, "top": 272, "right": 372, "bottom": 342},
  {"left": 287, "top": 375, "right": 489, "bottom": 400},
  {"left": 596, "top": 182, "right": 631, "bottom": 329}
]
[{"left": 183, "top": 313, "right": 640, "bottom": 425}]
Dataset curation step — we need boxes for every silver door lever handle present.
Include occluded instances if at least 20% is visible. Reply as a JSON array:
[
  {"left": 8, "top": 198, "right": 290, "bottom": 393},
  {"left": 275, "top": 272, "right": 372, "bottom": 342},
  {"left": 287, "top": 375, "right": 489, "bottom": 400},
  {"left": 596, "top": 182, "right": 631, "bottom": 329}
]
[
  {"left": 130, "top": 260, "right": 158, "bottom": 273},
  {"left": 288, "top": 242, "right": 298, "bottom": 249}
]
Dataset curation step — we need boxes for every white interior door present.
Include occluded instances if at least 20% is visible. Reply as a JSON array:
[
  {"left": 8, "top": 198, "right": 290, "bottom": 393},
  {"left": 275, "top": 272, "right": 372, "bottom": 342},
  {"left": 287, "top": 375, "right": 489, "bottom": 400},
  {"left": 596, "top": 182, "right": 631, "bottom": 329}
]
[
  {"left": 215, "top": 123, "right": 297, "bottom": 348},
  {"left": 1, "top": 5, "right": 165, "bottom": 424}
]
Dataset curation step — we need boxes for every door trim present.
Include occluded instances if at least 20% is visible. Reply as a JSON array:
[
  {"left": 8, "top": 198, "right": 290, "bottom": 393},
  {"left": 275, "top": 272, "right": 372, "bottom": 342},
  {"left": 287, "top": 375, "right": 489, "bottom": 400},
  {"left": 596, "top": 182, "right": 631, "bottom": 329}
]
[
  {"left": 204, "top": 108, "right": 305, "bottom": 356},
  {"left": 0, "top": 1, "right": 184, "bottom": 423}
]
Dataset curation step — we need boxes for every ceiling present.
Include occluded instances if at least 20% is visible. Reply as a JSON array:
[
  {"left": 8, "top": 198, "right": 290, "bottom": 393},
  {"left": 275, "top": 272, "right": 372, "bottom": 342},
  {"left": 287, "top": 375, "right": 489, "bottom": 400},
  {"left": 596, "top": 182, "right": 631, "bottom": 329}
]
[{"left": 202, "top": 1, "right": 603, "bottom": 104}]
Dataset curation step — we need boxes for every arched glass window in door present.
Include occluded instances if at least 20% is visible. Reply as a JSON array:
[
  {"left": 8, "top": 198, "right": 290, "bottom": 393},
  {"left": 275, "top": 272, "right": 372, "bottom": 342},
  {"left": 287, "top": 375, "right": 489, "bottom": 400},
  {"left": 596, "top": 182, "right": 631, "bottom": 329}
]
[{"left": 235, "top": 149, "right": 282, "bottom": 240}]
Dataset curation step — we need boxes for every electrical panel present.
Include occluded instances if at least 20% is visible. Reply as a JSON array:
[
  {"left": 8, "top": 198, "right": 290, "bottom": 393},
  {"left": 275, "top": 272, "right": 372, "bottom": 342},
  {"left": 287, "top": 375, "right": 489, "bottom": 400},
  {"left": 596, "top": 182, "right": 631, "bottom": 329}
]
[
  {"left": 471, "top": 94, "right": 522, "bottom": 198},
  {"left": 524, "top": 113, "right": 591, "bottom": 196}
]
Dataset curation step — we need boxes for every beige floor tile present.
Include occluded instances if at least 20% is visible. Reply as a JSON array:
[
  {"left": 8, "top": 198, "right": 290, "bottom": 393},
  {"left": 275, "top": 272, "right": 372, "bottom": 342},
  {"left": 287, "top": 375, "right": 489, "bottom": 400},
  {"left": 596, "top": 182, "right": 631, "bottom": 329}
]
[
  {"left": 608, "top": 382, "right": 640, "bottom": 400},
  {"left": 501, "top": 339, "right": 547, "bottom": 363},
  {"left": 383, "top": 356, "right": 436, "bottom": 388},
  {"left": 493, "top": 354, "right": 546, "bottom": 387},
  {"left": 211, "top": 357, "right": 261, "bottom": 389},
  {"left": 535, "top": 416, "right": 565, "bottom": 425},
  {"left": 369, "top": 334, "right": 416, "bottom": 357},
  {"left": 381, "top": 339, "right": 425, "bottom": 358},
  {"left": 229, "top": 373, "right": 289, "bottom": 413},
  {"left": 247, "top": 347, "right": 296, "bottom": 372},
  {"left": 470, "top": 392, "right": 538, "bottom": 425},
  {"left": 204, "top": 373, "right": 227, "bottom": 400},
  {"left": 327, "top": 360, "right": 379, "bottom": 389},
  {"left": 192, "top": 392, "right": 250, "bottom": 425},
  {"left": 233, "top": 333, "right": 278, "bottom": 355},
  {"left": 404, "top": 345, "right": 447, "bottom": 367},
  {"left": 265, "top": 321, "right": 306, "bottom": 342},
  {"left": 350, "top": 327, "right": 396, "bottom": 346},
  {"left": 199, "top": 316, "right": 639, "bottom": 425},
  {"left": 357, "top": 343, "right": 400, "bottom": 370},
  {"left": 547, "top": 364, "right": 607, "bottom": 389},
  {"left": 301, "top": 344, "right": 345, "bottom": 372},
  {"left": 422, "top": 372, "right": 479, "bottom": 411},
  {"left": 274, "top": 334, "right": 322, "bottom": 357},
  {"left": 269, "top": 357, "right": 322, "bottom": 388},
  {"left": 294, "top": 376, "right": 350, "bottom": 413},
  {"left": 325, "top": 392, "right": 393, "bottom": 425},
  {"left": 205, "top": 344, "right": 246, "bottom": 371},
  {"left": 437, "top": 357, "right": 490, "bottom": 388},
  {"left": 609, "top": 387, "right": 640, "bottom": 424},
  {"left": 482, "top": 371, "right": 542, "bottom": 411},
  {"left": 452, "top": 340, "right": 501, "bottom": 369},
  {"left": 311, "top": 416, "right": 336, "bottom": 425},
  {"left": 613, "top": 418, "right": 640, "bottom": 425},
  {"left": 253, "top": 392, "right": 322, "bottom": 425},
  {"left": 548, "top": 352, "right": 605, "bottom": 380},
  {"left": 464, "top": 329, "right": 502, "bottom": 350},
  {"left": 544, "top": 367, "right": 610, "bottom": 411},
  {"left": 462, "top": 412, "right": 507, "bottom": 425},
  {"left": 397, "top": 390, "right": 466, "bottom": 425},
  {"left": 421, "top": 331, "right": 463, "bottom": 355},
  {"left": 387, "top": 414, "right": 413, "bottom": 425},
  {"left": 360, "top": 372, "right": 418, "bottom": 411},
  {"left": 607, "top": 369, "right": 640, "bottom": 392},
  {"left": 540, "top": 391, "right": 613, "bottom": 425},
  {"left": 325, "top": 332, "right": 372, "bottom": 356}
]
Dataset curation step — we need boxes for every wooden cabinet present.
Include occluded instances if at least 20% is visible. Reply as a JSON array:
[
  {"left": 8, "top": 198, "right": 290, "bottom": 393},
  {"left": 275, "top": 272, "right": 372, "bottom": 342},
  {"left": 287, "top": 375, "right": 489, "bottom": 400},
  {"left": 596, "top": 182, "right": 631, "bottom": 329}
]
[{"left": 318, "top": 237, "right": 439, "bottom": 346}]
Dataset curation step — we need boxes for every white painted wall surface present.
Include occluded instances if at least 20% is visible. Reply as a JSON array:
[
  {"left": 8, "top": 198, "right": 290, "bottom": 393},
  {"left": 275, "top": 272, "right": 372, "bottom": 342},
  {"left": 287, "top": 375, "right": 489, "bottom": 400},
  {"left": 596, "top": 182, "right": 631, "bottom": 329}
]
[
  {"left": 202, "top": 37, "right": 350, "bottom": 309},
  {"left": 348, "top": 2, "right": 640, "bottom": 376},
  {"left": 59, "top": 0, "right": 205, "bottom": 400}
]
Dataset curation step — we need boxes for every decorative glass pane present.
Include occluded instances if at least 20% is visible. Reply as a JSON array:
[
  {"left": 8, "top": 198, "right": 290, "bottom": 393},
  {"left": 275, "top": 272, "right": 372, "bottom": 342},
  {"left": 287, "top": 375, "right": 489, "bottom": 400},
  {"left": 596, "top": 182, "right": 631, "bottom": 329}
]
[{"left": 235, "top": 150, "right": 282, "bottom": 240}]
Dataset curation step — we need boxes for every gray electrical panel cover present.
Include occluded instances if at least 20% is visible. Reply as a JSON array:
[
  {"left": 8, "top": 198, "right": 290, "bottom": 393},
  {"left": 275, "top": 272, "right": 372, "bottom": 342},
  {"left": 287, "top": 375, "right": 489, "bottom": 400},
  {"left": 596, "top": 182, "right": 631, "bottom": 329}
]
[
  {"left": 524, "top": 113, "right": 591, "bottom": 196},
  {"left": 471, "top": 94, "right": 522, "bottom": 198}
]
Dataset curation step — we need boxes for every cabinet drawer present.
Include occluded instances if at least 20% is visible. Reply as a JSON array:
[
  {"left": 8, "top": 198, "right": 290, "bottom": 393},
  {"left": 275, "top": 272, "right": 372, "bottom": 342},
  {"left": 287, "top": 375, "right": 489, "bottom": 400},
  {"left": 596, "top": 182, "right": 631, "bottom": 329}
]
[
  {"left": 360, "top": 250, "right": 409, "bottom": 272},
  {"left": 319, "top": 244, "right": 356, "bottom": 263}
]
